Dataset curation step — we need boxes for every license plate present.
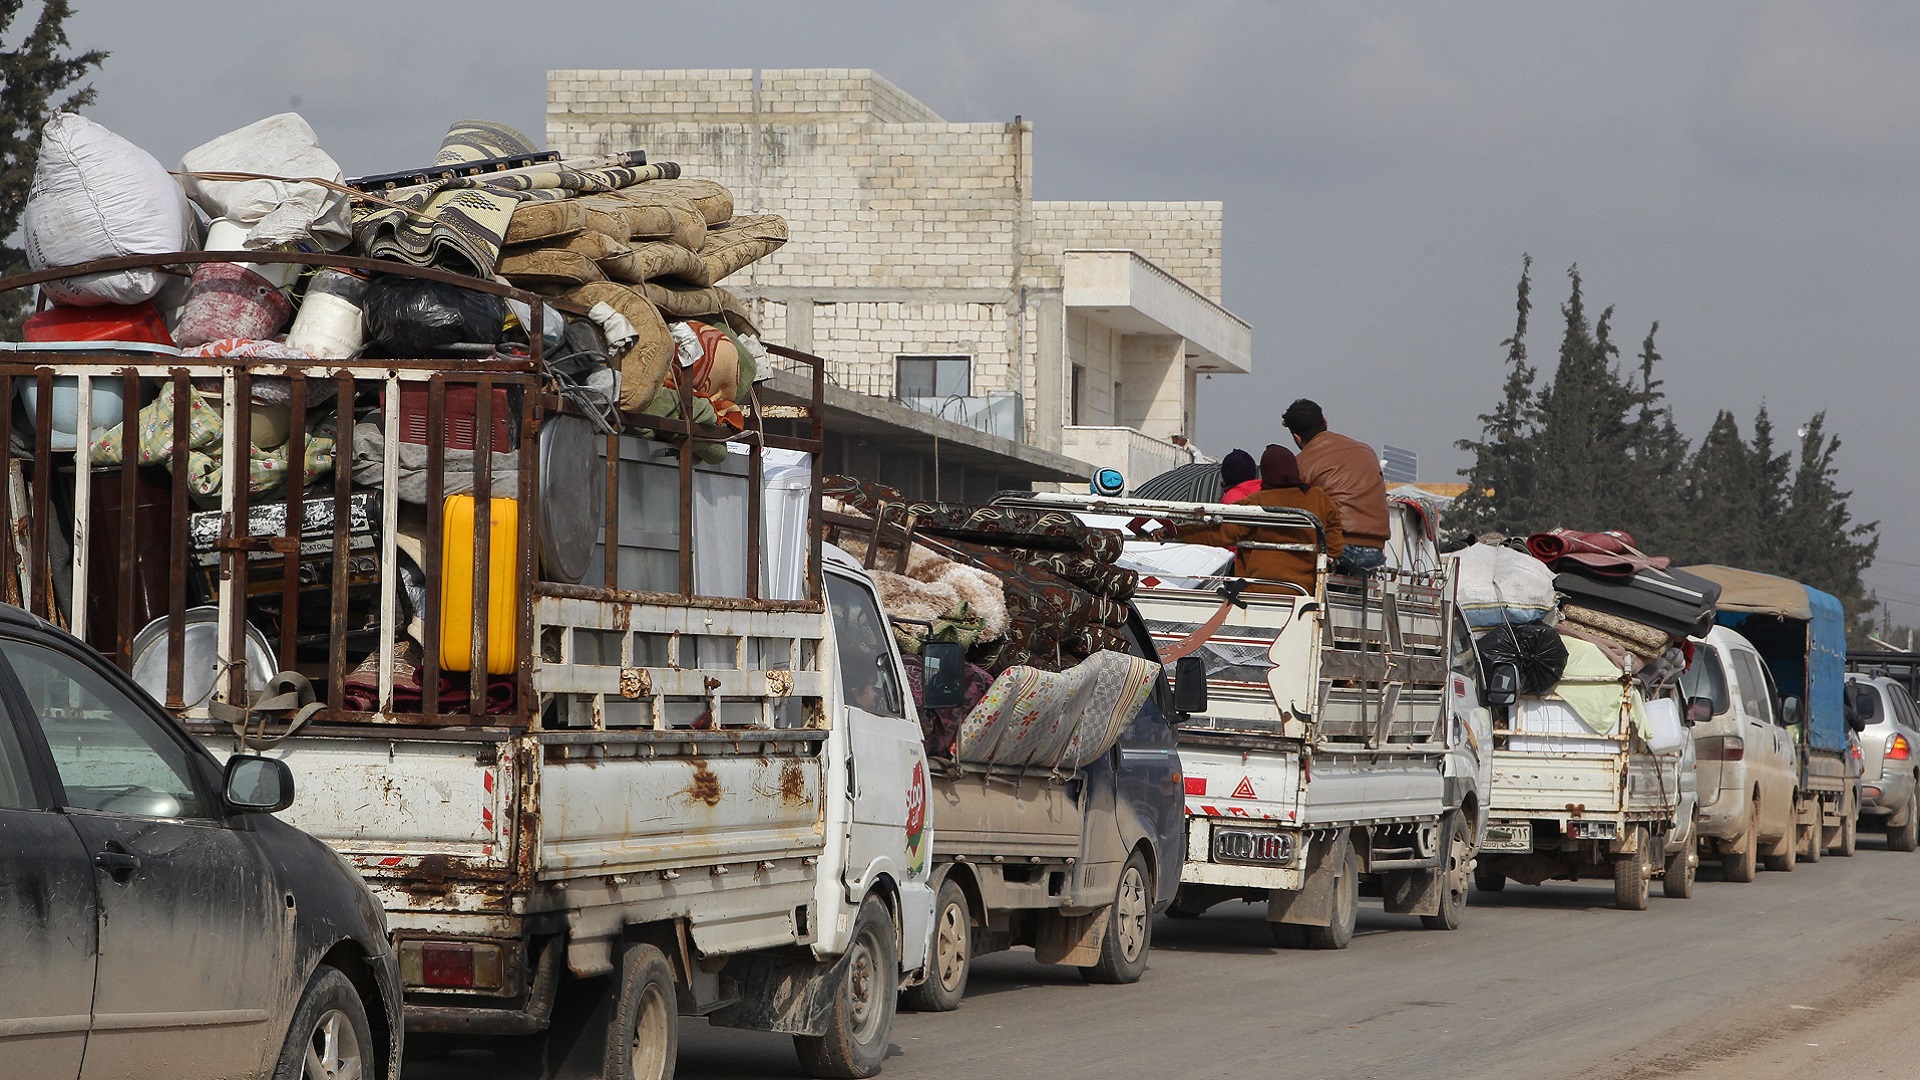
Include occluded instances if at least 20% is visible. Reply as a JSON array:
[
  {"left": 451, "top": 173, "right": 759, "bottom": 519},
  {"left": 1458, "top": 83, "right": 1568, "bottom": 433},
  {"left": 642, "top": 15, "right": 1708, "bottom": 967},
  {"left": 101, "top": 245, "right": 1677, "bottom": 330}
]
[
  {"left": 1213, "top": 828, "right": 1295, "bottom": 865},
  {"left": 1480, "top": 822, "right": 1532, "bottom": 853}
]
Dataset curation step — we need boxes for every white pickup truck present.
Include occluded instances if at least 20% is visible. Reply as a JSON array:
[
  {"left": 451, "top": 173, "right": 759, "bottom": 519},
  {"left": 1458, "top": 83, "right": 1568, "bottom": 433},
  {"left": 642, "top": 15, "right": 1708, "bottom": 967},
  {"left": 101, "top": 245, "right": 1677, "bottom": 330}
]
[
  {"left": 5, "top": 270, "right": 933, "bottom": 1080},
  {"left": 995, "top": 494, "right": 1491, "bottom": 949}
]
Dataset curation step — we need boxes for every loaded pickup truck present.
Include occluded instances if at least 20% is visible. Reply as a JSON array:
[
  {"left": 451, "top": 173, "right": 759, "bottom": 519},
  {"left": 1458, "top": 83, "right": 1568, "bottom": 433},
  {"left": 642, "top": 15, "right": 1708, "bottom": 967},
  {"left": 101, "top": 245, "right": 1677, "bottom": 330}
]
[
  {"left": 995, "top": 493, "right": 1491, "bottom": 950},
  {"left": 900, "top": 601, "right": 1187, "bottom": 1010},
  {"left": 3, "top": 255, "right": 934, "bottom": 1080}
]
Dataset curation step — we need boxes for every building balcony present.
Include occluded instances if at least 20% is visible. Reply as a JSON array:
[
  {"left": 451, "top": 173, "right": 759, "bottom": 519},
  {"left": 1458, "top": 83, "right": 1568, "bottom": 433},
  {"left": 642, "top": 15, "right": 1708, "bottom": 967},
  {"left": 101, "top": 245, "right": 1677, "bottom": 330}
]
[
  {"left": 1062, "top": 249, "right": 1253, "bottom": 376},
  {"left": 1059, "top": 425, "right": 1203, "bottom": 491}
]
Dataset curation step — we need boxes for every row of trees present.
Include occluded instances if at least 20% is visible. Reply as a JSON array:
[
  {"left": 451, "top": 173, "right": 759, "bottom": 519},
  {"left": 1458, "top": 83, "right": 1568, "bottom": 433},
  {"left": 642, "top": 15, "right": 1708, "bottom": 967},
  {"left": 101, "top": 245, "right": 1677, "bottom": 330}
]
[{"left": 1453, "top": 256, "right": 1880, "bottom": 635}]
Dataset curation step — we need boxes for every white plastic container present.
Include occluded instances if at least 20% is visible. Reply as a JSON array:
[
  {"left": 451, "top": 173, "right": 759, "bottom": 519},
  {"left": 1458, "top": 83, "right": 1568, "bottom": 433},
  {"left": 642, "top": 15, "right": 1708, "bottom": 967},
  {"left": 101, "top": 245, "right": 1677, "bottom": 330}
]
[{"left": 285, "top": 268, "right": 368, "bottom": 359}]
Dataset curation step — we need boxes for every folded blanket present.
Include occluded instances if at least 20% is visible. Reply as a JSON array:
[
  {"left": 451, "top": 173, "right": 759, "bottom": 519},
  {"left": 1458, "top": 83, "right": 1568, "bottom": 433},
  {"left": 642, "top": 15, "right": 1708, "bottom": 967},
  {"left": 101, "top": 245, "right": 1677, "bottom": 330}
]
[
  {"left": 1525, "top": 528, "right": 1670, "bottom": 579},
  {"left": 351, "top": 120, "right": 680, "bottom": 275}
]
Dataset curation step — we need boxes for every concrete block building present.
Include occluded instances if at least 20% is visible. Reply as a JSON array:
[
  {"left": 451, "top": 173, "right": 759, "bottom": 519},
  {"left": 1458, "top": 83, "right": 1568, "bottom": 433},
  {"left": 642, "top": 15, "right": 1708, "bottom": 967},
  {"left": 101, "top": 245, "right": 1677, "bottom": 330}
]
[{"left": 547, "top": 68, "right": 1251, "bottom": 496}]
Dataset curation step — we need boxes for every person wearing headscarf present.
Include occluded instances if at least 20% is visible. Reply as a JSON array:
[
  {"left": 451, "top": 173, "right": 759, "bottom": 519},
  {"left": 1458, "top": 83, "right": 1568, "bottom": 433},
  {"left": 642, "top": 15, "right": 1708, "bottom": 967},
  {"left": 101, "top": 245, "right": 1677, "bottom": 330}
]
[
  {"left": 1172, "top": 444, "right": 1344, "bottom": 592},
  {"left": 1219, "top": 448, "right": 1261, "bottom": 504}
]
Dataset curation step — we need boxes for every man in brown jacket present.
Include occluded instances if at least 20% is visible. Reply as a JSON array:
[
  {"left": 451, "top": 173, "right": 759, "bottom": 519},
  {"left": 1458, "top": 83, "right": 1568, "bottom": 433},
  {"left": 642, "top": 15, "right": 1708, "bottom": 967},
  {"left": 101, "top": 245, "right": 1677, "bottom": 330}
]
[
  {"left": 1283, "top": 398, "right": 1390, "bottom": 575},
  {"left": 1172, "top": 444, "right": 1342, "bottom": 593}
]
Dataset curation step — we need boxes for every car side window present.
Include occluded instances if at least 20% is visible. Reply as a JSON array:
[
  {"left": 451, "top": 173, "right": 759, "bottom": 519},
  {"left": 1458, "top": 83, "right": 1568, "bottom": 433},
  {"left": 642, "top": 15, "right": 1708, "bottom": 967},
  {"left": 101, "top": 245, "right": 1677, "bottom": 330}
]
[
  {"left": 1892, "top": 684, "right": 1920, "bottom": 730},
  {"left": 826, "top": 573, "right": 904, "bottom": 719},
  {"left": 0, "top": 711, "right": 35, "bottom": 811},
  {"left": 1, "top": 638, "right": 212, "bottom": 820},
  {"left": 1730, "top": 652, "right": 1773, "bottom": 725}
]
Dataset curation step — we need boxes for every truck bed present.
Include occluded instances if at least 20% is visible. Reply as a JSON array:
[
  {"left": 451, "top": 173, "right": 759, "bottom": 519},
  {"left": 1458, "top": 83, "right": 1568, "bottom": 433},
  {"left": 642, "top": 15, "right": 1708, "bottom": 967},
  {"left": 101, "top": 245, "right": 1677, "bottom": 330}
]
[{"left": 928, "top": 762, "right": 1083, "bottom": 862}]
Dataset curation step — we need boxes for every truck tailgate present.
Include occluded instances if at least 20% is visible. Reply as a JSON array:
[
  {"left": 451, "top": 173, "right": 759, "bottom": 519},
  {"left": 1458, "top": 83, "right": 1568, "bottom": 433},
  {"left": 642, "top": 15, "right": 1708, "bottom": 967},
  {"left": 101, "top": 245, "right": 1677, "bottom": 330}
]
[
  {"left": 1303, "top": 752, "right": 1448, "bottom": 827},
  {"left": 537, "top": 731, "right": 826, "bottom": 879},
  {"left": 929, "top": 765, "right": 1082, "bottom": 860},
  {"left": 1492, "top": 749, "right": 1627, "bottom": 817}
]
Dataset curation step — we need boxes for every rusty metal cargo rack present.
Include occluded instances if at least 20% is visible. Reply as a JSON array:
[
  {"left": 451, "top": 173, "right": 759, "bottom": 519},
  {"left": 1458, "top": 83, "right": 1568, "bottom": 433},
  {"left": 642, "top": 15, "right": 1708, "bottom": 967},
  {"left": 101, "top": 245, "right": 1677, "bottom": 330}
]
[{"left": 0, "top": 251, "right": 827, "bottom": 731}]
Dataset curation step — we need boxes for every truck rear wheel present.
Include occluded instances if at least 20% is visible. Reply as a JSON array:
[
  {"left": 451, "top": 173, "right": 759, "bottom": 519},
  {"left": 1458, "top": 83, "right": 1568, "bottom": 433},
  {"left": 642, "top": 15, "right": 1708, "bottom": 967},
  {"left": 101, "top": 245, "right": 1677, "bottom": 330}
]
[
  {"left": 1835, "top": 793, "right": 1858, "bottom": 857},
  {"left": 605, "top": 943, "right": 678, "bottom": 1080},
  {"left": 795, "top": 896, "right": 897, "bottom": 1079},
  {"left": 1613, "top": 829, "right": 1649, "bottom": 911},
  {"left": 901, "top": 878, "right": 969, "bottom": 1012},
  {"left": 1662, "top": 834, "right": 1696, "bottom": 899},
  {"left": 1890, "top": 793, "right": 1919, "bottom": 852},
  {"left": 1723, "top": 800, "right": 1759, "bottom": 883},
  {"left": 1420, "top": 811, "right": 1471, "bottom": 930},
  {"left": 1080, "top": 850, "right": 1153, "bottom": 984}
]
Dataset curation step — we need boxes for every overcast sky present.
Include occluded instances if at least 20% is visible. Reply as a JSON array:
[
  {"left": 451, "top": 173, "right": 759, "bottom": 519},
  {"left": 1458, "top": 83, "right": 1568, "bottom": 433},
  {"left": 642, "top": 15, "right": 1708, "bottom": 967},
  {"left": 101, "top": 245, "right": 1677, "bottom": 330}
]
[{"left": 60, "top": 0, "right": 1920, "bottom": 625}]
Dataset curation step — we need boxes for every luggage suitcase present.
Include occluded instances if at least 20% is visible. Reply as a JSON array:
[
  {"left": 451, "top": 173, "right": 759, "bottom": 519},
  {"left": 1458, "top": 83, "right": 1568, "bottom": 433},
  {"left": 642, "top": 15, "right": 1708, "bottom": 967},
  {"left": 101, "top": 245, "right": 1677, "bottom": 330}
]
[{"left": 1553, "top": 565, "right": 1722, "bottom": 640}]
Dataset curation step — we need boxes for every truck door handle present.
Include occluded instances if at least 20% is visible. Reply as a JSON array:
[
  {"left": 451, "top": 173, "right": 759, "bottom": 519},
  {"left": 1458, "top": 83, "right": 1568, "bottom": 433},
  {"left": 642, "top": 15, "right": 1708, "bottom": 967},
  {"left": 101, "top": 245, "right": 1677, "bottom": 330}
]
[{"left": 93, "top": 848, "right": 140, "bottom": 881}]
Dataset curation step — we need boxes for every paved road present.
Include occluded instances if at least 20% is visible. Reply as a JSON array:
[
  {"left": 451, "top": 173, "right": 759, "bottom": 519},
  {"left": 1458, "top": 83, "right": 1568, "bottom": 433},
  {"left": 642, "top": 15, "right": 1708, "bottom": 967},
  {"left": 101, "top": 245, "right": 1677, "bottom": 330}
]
[{"left": 411, "top": 833, "right": 1920, "bottom": 1080}]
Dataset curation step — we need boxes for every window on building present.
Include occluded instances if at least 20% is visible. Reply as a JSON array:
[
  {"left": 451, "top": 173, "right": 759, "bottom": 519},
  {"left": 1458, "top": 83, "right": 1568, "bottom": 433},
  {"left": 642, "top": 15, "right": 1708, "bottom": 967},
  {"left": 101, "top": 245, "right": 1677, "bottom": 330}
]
[
  {"left": 896, "top": 355, "right": 971, "bottom": 399},
  {"left": 1070, "top": 365, "right": 1086, "bottom": 425}
]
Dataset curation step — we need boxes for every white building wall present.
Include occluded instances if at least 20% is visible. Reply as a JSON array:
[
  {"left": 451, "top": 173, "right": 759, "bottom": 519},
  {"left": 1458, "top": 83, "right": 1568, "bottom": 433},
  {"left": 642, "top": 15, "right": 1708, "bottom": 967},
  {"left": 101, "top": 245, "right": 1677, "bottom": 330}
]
[{"left": 545, "top": 68, "right": 1228, "bottom": 451}]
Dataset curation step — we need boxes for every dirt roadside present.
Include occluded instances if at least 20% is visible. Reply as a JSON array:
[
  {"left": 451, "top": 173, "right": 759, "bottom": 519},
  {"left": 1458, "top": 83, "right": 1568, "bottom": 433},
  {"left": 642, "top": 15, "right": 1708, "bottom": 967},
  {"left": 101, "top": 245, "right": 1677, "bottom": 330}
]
[{"left": 1562, "top": 919, "right": 1920, "bottom": 1080}]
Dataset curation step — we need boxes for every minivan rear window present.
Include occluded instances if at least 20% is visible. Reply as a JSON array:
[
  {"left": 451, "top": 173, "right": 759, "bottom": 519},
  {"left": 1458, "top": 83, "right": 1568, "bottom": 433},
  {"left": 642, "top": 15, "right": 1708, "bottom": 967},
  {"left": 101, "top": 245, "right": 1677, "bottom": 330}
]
[{"left": 1681, "top": 647, "right": 1730, "bottom": 715}]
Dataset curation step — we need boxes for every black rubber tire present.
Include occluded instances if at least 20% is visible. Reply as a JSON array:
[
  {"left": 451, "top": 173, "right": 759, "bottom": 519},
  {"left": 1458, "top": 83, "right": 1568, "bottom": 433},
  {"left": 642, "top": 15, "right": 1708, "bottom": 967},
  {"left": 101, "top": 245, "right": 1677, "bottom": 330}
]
[
  {"left": 1662, "top": 836, "right": 1696, "bottom": 900},
  {"left": 901, "top": 878, "right": 969, "bottom": 1012},
  {"left": 1801, "top": 811, "right": 1824, "bottom": 863},
  {"left": 604, "top": 944, "right": 678, "bottom": 1080},
  {"left": 1890, "top": 794, "right": 1919, "bottom": 853},
  {"left": 1080, "top": 850, "right": 1153, "bottom": 984},
  {"left": 1268, "top": 920, "right": 1312, "bottom": 948},
  {"left": 795, "top": 896, "right": 898, "bottom": 1079},
  {"left": 1613, "top": 830, "right": 1649, "bottom": 911},
  {"left": 1723, "top": 800, "right": 1759, "bottom": 883},
  {"left": 1421, "top": 812, "right": 1471, "bottom": 930},
  {"left": 271, "top": 966, "right": 376, "bottom": 1080},
  {"left": 1836, "top": 793, "right": 1858, "bottom": 857},
  {"left": 1301, "top": 841, "right": 1358, "bottom": 950},
  {"left": 1473, "top": 867, "right": 1506, "bottom": 893}
]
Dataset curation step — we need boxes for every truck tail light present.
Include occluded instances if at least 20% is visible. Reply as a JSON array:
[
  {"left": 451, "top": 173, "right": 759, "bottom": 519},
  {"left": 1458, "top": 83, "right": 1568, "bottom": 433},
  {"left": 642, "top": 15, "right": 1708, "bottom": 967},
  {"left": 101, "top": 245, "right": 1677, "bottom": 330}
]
[
  {"left": 1696, "top": 736, "right": 1744, "bottom": 761},
  {"left": 400, "top": 940, "right": 506, "bottom": 991},
  {"left": 1889, "top": 735, "right": 1912, "bottom": 761}
]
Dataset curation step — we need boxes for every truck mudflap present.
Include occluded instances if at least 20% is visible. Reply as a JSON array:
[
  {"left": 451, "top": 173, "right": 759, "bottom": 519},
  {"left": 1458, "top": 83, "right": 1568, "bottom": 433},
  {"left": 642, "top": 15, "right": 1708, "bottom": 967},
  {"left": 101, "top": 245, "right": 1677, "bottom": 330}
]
[
  {"left": 1268, "top": 832, "right": 1352, "bottom": 926},
  {"left": 706, "top": 946, "right": 849, "bottom": 1037}
]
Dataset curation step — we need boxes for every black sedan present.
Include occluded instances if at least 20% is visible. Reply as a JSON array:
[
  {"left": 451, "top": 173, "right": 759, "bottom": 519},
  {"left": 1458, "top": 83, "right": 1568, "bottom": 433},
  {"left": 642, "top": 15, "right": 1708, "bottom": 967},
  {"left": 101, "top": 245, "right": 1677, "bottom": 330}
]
[{"left": 0, "top": 603, "right": 401, "bottom": 1079}]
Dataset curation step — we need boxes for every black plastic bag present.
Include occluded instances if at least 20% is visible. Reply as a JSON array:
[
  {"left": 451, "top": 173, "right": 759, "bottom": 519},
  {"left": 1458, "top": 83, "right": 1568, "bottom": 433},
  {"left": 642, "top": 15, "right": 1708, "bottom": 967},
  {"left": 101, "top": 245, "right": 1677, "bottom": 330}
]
[
  {"left": 1475, "top": 623, "right": 1570, "bottom": 695},
  {"left": 362, "top": 275, "right": 507, "bottom": 356}
]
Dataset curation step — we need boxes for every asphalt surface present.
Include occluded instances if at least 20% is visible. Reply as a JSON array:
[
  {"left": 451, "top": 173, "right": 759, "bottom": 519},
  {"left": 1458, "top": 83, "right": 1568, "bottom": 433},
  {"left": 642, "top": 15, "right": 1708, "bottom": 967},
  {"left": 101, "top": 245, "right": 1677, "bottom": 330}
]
[{"left": 411, "top": 832, "right": 1920, "bottom": 1080}]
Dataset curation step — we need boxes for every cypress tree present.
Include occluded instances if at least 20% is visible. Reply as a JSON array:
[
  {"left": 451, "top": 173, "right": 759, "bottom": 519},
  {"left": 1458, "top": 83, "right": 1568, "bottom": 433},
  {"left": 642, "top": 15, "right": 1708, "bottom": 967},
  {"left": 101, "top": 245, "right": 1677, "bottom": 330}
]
[
  {"left": 1776, "top": 413, "right": 1879, "bottom": 632},
  {"left": 0, "top": 0, "right": 106, "bottom": 337},
  {"left": 1454, "top": 254, "right": 1538, "bottom": 534}
]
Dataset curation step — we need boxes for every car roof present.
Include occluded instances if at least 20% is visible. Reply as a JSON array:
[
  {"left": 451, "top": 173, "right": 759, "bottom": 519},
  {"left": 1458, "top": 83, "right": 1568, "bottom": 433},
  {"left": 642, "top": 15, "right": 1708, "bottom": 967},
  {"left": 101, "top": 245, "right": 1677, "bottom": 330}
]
[{"left": 0, "top": 602, "right": 54, "bottom": 634}]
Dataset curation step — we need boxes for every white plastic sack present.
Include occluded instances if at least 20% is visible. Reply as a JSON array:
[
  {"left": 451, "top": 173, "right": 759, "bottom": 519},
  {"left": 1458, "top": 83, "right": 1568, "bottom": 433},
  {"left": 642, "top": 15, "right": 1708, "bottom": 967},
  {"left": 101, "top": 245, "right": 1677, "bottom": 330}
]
[
  {"left": 1454, "top": 542, "right": 1556, "bottom": 628},
  {"left": 178, "top": 113, "right": 351, "bottom": 251},
  {"left": 25, "top": 113, "right": 194, "bottom": 305}
]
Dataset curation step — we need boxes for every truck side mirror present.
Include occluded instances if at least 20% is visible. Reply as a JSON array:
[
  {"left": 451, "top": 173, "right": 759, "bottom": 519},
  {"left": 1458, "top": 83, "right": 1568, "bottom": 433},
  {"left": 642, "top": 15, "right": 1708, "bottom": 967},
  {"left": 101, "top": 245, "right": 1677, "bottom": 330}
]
[
  {"left": 1172, "top": 655, "right": 1208, "bottom": 716},
  {"left": 1780, "top": 695, "right": 1803, "bottom": 728},
  {"left": 1482, "top": 662, "right": 1521, "bottom": 708},
  {"left": 919, "top": 641, "right": 969, "bottom": 711},
  {"left": 1685, "top": 696, "right": 1713, "bottom": 726}
]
